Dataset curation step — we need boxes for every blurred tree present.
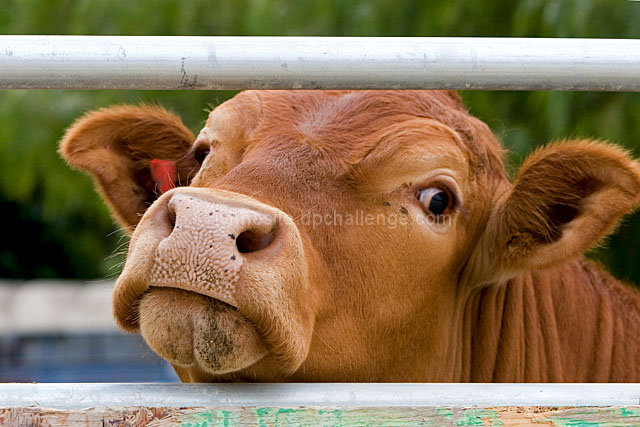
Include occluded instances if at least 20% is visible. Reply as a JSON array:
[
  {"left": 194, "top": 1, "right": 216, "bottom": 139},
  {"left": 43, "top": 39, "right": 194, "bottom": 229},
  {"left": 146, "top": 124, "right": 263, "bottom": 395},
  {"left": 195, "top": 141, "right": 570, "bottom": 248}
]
[{"left": 0, "top": 0, "right": 639, "bottom": 284}]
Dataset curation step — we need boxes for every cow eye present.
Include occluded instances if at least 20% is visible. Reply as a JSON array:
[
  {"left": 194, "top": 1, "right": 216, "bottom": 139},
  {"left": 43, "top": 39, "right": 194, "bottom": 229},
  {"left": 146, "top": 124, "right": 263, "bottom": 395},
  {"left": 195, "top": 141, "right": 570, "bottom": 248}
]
[
  {"left": 417, "top": 187, "right": 452, "bottom": 216},
  {"left": 194, "top": 145, "right": 210, "bottom": 165}
]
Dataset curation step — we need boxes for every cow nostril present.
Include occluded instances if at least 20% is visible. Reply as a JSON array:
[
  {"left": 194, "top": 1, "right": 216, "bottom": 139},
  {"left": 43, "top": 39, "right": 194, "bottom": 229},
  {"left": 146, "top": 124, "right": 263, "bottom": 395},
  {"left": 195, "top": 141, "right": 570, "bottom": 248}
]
[
  {"left": 167, "top": 206, "right": 176, "bottom": 229},
  {"left": 235, "top": 228, "right": 276, "bottom": 253},
  {"left": 158, "top": 198, "right": 177, "bottom": 238}
]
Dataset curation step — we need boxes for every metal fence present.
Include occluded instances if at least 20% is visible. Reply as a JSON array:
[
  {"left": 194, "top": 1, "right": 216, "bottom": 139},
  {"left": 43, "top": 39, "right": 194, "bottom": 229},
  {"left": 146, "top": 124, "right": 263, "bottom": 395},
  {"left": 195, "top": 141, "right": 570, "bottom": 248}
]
[{"left": 1, "top": 36, "right": 640, "bottom": 91}]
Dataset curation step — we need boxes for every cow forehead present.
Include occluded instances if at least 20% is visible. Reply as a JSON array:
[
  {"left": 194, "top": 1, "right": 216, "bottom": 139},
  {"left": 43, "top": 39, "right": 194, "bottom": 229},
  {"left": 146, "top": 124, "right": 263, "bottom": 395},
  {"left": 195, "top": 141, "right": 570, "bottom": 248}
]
[{"left": 203, "top": 90, "right": 506, "bottom": 178}]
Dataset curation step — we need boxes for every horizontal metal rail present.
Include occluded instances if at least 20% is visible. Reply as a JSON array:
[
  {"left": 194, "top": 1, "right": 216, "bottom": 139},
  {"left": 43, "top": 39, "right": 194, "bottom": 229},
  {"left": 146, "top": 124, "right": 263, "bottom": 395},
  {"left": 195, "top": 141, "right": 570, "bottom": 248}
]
[
  {"left": 1, "top": 383, "right": 639, "bottom": 408},
  {"left": 1, "top": 36, "right": 640, "bottom": 91}
]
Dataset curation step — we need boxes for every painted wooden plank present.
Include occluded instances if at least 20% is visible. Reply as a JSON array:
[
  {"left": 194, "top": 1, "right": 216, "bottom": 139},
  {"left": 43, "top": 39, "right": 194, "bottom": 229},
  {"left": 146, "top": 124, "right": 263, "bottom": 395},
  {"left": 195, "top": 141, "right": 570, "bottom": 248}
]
[
  {"left": 1, "top": 405, "right": 639, "bottom": 426},
  {"left": 2, "top": 384, "right": 639, "bottom": 425}
]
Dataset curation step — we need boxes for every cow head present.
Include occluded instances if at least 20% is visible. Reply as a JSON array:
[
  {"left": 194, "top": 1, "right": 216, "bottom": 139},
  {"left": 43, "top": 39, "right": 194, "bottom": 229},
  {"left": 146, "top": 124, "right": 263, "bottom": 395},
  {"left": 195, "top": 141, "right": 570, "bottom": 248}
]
[{"left": 60, "top": 91, "right": 640, "bottom": 381}]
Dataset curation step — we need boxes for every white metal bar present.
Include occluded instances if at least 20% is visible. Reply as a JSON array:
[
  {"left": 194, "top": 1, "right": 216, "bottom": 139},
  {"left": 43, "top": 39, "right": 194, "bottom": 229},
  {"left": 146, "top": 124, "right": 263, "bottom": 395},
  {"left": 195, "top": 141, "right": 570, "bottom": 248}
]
[
  {"left": 0, "top": 383, "right": 638, "bottom": 409},
  {"left": 1, "top": 36, "right": 640, "bottom": 91}
]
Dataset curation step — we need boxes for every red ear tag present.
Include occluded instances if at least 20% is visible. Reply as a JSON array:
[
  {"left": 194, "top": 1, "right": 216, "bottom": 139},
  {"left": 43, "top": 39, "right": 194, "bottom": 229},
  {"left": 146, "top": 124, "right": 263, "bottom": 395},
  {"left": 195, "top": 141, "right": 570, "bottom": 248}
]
[{"left": 150, "top": 159, "right": 177, "bottom": 194}]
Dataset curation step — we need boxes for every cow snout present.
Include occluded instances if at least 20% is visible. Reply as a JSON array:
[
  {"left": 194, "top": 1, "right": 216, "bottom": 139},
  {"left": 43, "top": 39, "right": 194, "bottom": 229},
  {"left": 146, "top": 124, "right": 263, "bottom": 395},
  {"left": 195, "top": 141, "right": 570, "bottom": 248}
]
[
  {"left": 114, "top": 187, "right": 318, "bottom": 378},
  {"left": 149, "top": 192, "right": 279, "bottom": 306}
]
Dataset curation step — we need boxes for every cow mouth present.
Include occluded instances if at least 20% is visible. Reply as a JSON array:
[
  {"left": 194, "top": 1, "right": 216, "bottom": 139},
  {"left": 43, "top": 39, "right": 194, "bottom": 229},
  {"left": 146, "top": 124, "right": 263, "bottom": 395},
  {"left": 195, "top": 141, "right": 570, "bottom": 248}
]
[
  {"left": 113, "top": 188, "right": 319, "bottom": 380},
  {"left": 138, "top": 287, "right": 268, "bottom": 375}
]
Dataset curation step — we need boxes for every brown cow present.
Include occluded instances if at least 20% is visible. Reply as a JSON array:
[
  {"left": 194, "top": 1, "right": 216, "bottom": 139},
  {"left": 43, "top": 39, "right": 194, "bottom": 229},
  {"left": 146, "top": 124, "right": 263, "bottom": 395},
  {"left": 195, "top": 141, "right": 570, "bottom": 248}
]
[{"left": 60, "top": 90, "right": 640, "bottom": 382}]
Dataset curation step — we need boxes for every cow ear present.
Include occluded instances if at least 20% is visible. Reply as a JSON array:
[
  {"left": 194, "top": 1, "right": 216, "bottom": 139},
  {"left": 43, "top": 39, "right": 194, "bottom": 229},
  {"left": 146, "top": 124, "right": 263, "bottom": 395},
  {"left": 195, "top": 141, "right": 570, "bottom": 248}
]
[
  {"left": 478, "top": 141, "right": 640, "bottom": 283},
  {"left": 59, "top": 105, "right": 197, "bottom": 229}
]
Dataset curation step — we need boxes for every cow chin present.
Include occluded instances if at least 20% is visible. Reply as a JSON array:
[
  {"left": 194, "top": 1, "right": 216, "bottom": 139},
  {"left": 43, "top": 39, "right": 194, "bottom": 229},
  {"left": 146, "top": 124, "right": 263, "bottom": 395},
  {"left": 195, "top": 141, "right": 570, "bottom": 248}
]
[{"left": 138, "top": 287, "right": 268, "bottom": 376}]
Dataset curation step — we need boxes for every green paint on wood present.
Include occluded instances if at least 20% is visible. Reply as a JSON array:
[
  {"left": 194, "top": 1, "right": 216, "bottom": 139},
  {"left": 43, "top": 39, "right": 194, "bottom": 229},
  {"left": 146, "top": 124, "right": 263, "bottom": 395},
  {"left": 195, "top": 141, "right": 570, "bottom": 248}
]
[
  {"left": 620, "top": 407, "right": 640, "bottom": 417},
  {"left": 542, "top": 407, "right": 640, "bottom": 426},
  {"left": 274, "top": 408, "right": 310, "bottom": 425},
  {"left": 317, "top": 408, "right": 345, "bottom": 425},
  {"left": 436, "top": 407, "right": 454, "bottom": 421},
  {"left": 455, "top": 409, "right": 503, "bottom": 426},
  {"left": 255, "top": 407, "right": 273, "bottom": 427},
  {"left": 179, "top": 409, "right": 239, "bottom": 427},
  {"left": 545, "top": 418, "right": 599, "bottom": 426},
  {"left": 179, "top": 410, "right": 213, "bottom": 427},
  {"left": 172, "top": 406, "right": 640, "bottom": 426},
  {"left": 217, "top": 409, "right": 236, "bottom": 427}
]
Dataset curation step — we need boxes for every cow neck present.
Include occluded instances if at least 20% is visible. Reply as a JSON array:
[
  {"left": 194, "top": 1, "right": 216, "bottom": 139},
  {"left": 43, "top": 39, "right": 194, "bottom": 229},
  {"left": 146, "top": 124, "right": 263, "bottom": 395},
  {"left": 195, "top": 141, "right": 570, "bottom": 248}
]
[{"left": 460, "top": 258, "right": 640, "bottom": 382}]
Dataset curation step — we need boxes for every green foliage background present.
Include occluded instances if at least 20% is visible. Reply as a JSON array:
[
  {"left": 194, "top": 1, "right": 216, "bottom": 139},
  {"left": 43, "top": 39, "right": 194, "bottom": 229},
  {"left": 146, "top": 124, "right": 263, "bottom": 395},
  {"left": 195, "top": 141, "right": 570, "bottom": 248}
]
[{"left": 1, "top": 0, "right": 639, "bottom": 284}]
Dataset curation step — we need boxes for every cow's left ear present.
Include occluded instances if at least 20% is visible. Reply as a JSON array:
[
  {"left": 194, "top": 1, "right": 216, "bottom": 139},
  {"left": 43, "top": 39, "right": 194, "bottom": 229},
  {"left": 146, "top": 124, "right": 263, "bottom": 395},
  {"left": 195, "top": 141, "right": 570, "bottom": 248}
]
[
  {"left": 59, "top": 104, "right": 198, "bottom": 230},
  {"left": 476, "top": 141, "right": 640, "bottom": 283}
]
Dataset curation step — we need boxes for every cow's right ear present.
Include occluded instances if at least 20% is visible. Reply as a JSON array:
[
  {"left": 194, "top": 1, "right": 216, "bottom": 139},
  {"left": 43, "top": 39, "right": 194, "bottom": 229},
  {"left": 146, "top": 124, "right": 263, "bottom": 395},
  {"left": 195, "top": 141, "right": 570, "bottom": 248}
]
[{"left": 59, "top": 105, "right": 197, "bottom": 229}]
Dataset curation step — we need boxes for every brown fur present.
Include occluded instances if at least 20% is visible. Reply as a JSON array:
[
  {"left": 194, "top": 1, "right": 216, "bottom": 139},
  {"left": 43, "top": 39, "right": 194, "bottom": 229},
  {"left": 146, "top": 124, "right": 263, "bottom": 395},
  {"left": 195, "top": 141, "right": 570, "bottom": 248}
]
[{"left": 60, "top": 90, "right": 640, "bottom": 382}]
